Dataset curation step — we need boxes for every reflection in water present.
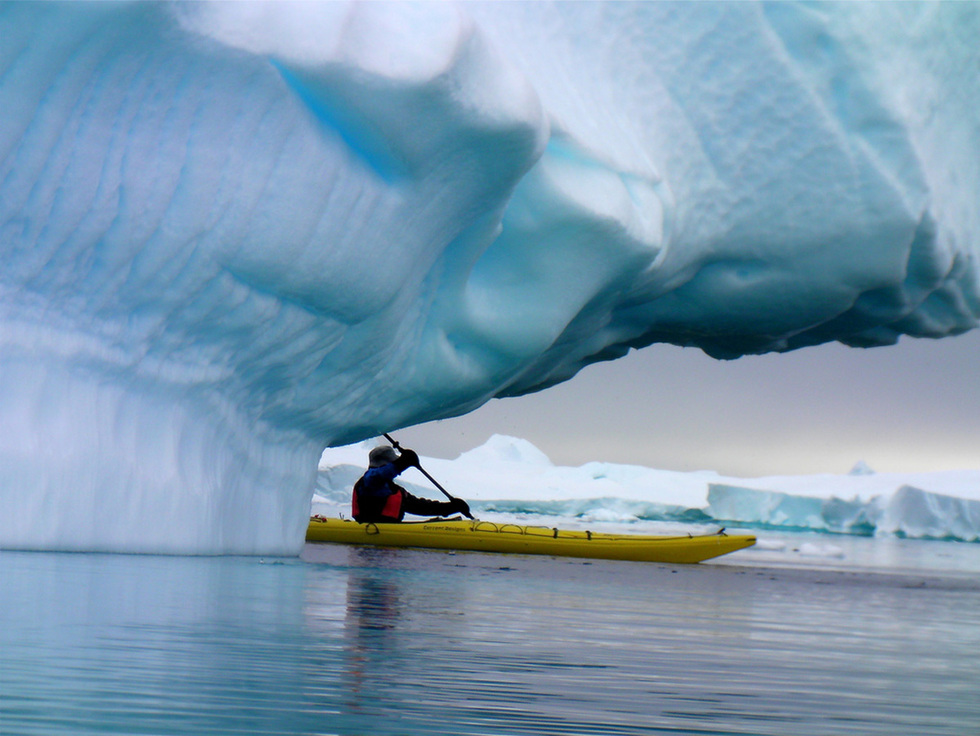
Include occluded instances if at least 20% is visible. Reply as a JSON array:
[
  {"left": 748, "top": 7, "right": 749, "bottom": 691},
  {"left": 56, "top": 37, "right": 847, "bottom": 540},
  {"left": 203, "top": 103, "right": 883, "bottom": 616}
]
[
  {"left": 346, "top": 554, "right": 404, "bottom": 631},
  {"left": 341, "top": 548, "right": 405, "bottom": 712},
  {"left": 1, "top": 551, "right": 324, "bottom": 735},
  {"left": 2, "top": 543, "right": 979, "bottom": 735}
]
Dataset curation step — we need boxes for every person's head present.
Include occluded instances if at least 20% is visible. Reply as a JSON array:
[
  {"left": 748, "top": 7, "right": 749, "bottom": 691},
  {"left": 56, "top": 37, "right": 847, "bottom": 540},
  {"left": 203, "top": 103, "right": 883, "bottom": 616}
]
[{"left": 368, "top": 445, "right": 399, "bottom": 468}]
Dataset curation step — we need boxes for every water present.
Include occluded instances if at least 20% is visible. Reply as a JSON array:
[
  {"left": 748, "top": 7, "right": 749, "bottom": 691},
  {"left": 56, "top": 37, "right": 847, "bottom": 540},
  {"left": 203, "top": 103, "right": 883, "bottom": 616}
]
[{"left": 2, "top": 535, "right": 979, "bottom": 736}]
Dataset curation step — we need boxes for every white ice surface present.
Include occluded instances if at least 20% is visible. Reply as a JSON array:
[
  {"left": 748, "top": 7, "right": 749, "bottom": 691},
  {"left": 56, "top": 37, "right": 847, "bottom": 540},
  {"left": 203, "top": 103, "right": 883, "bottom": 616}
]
[{"left": 317, "top": 435, "right": 980, "bottom": 543}]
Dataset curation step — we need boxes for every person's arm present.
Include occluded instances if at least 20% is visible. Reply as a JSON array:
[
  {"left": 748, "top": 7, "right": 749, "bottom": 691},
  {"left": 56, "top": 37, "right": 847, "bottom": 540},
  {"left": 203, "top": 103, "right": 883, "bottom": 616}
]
[
  {"left": 358, "top": 449, "right": 420, "bottom": 494},
  {"left": 393, "top": 449, "right": 419, "bottom": 473},
  {"left": 399, "top": 490, "right": 471, "bottom": 519}
]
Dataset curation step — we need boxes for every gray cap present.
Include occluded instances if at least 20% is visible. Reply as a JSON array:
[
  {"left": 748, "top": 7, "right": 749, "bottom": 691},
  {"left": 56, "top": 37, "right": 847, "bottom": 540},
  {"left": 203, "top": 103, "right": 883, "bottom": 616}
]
[{"left": 368, "top": 445, "right": 399, "bottom": 468}]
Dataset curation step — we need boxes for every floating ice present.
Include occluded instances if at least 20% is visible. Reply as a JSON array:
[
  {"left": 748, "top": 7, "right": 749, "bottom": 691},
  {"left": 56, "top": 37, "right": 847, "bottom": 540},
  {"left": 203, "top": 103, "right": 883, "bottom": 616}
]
[
  {"left": 796, "top": 543, "right": 846, "bottom": 559},
  {"left": 2, "top": 2, "right": 978, "bottom": 553},
  {"left": 316, "top": 435, "right": 980, "bottom": 543},
  {"left": 879, "top": 486, "right": 980, "bottom": 542},
  {"left": 707, "top": 484, "right": 980, "bottom": 542}
]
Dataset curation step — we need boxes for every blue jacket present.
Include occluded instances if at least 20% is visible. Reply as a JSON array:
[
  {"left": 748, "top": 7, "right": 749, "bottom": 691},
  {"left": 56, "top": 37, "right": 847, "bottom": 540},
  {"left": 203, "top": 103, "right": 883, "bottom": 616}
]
[{"left": 352, "top": 463, "right": 406, "bottom": 522}]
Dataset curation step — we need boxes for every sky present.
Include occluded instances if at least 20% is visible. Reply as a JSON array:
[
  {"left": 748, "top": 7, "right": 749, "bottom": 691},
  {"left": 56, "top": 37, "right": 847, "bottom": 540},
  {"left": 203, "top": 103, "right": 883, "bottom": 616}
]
[{"left": 395, "top": 328, "right": 980, "bottom": 478}]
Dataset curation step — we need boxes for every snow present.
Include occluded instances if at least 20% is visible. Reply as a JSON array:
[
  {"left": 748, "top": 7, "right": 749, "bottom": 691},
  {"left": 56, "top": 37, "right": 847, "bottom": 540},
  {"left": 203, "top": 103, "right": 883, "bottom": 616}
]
[
  {"left": 1, "top": 2, "right": 978, "bottom": 553},
  {"left": 316, "top": 435, "right": 980, "bottom": 543}
]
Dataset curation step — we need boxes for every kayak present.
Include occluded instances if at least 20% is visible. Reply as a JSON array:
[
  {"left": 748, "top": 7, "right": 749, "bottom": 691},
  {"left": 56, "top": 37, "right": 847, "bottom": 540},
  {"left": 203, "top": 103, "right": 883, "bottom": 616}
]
[{"left": 306, "top": 516, "right": 756, "bottom": 563}]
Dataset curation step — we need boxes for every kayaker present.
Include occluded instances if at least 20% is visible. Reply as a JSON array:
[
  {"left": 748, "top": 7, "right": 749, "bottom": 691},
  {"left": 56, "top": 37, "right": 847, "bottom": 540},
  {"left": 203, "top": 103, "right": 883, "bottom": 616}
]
[{"left": 352, "top": 445, "right": 471, "bottom": 523}]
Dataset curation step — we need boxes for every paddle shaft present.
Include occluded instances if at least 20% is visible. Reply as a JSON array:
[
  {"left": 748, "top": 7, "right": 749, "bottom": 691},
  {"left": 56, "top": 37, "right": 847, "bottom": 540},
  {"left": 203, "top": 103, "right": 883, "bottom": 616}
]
[{"left": 382, "top": 433, "right": 474, "bottom": 519}]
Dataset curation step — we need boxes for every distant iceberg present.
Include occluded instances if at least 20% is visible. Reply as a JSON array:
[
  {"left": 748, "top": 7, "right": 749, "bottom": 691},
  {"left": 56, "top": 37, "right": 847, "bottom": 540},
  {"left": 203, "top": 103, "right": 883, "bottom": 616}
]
[
  {"left": 707, "top": 484, "right": 980, "bottom": 541},
  {"left": 317, "top": 435, "right": 980, "bottom": 543}
]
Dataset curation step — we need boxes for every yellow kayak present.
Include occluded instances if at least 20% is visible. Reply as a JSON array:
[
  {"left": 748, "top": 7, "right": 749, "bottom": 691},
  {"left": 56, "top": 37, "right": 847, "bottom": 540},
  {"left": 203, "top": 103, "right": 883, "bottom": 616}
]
[{"left": 306, "top": 517, "right": 755, "bottom": 564}]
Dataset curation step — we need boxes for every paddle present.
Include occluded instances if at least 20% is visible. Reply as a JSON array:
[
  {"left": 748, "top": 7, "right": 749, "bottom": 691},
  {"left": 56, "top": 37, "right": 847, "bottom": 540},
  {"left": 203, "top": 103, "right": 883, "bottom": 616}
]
[{"left": 382, "top": 432, "right": 475, "bottom": 520}]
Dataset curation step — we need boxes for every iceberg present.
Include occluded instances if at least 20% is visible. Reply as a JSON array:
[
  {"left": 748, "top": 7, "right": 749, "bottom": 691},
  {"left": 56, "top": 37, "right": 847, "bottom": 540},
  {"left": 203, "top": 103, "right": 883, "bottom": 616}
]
[
  {"left": 707, "top": 483, "right": 980, "bottom": 541},
  {"left": 316, "top": 435, "right": 980, "bottom": 543},
  {"left": 1, "top": 2, "right": 978, "bottom": 553}
]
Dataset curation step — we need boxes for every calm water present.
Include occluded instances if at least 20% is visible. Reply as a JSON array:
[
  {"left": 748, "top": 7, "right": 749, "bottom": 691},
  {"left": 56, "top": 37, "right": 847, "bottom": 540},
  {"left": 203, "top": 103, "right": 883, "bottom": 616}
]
[{"left": 2, "top": 537, "right": 979, "bottom": 736}]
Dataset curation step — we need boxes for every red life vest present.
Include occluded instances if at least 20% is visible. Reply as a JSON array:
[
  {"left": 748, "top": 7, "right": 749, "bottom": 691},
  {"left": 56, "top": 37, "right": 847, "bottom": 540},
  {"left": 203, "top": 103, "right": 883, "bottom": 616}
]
[{"left": 351, "top": 478, "right": 404, "bottom": 522}]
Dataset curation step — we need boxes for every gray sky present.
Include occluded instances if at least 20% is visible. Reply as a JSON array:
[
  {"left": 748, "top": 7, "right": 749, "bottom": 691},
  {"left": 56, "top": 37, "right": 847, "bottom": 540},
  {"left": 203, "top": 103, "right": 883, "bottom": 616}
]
[{"left": 395, "top": 329, "right": 980, "bottom": 477}]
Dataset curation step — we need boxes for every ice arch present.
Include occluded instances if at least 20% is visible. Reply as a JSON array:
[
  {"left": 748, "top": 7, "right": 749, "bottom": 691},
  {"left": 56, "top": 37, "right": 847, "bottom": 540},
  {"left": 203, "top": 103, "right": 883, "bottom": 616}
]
[{"left": 1, "top": 2, "right": 977, "bottom": 552}]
